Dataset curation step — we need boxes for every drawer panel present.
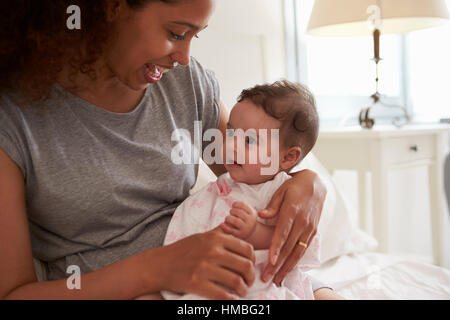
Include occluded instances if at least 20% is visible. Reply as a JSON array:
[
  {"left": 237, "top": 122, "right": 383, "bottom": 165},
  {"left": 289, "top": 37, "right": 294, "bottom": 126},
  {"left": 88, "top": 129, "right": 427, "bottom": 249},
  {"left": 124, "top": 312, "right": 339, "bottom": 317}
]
[{"left": 384, "top": 135, "right": 434, "bottom": 164}]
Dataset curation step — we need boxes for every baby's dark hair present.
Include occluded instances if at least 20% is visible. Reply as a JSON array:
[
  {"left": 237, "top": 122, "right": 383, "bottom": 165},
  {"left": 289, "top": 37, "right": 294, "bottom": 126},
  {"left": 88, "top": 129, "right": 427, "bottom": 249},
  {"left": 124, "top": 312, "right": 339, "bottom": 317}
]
[{"left": 237, "top": 80, "right": 319, "bottom": 167}]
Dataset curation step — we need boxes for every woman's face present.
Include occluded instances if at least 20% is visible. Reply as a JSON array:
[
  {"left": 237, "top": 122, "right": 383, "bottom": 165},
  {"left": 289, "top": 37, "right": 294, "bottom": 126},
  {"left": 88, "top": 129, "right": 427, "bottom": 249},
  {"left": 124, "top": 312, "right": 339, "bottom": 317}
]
[{"left": 105, "top": 0, "right": 215, "bottom": 90}]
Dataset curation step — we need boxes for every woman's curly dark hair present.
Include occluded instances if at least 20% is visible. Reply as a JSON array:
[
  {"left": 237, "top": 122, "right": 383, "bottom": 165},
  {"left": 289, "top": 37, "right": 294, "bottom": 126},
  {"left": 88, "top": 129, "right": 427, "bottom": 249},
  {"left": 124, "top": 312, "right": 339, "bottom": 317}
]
[{"left": 0, "top": 0, "right": 177, "bottom": 104}]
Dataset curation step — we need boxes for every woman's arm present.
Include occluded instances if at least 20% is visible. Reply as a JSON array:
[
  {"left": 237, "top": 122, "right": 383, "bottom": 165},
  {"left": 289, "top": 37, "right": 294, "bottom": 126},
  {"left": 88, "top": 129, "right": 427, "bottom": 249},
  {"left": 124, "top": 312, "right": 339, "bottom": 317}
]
[
  {"left": 314, "top": 288, "right": 346, "bottom": 300},
  {"left": 0, "top": 148, "right": 255, "bottom": 300},
  {"left": 0, "top": 147, "right": 160, "bottom": 299}
]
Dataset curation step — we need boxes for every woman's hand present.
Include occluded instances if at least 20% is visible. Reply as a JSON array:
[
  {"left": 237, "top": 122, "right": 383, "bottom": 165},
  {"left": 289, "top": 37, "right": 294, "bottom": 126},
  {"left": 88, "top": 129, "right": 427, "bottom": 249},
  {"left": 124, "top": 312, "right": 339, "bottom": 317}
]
[
  {"left": 156, "top": 227, "right": 256, "bottom": 299},
  {"left": 258, "top": 169, "right": 326, "bottom": 285}
]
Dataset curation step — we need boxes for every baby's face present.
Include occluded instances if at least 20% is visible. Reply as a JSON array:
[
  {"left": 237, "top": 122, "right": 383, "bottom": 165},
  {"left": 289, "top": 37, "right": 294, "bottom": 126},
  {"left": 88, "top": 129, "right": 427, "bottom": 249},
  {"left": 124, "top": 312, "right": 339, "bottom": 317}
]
[{"left": 223, "top": 99, "right": 283, "bottom": 184}]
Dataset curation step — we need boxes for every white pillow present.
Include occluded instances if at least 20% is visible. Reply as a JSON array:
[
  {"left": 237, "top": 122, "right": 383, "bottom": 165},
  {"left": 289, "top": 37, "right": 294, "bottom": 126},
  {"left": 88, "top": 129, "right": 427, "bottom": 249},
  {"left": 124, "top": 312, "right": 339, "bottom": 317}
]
[
  {"left": 193, "top": 154, "right": 378, "bottom": 265},
  {"left": 293, "top": 153, "right": 377, "bottom": 264}
]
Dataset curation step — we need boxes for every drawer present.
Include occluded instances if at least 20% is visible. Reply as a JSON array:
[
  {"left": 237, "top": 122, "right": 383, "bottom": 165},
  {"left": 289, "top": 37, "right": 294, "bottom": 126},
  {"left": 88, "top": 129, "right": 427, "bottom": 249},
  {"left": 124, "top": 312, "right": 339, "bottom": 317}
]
[{"left": 384, "top": 135, "right": 434, "bottom": 164}]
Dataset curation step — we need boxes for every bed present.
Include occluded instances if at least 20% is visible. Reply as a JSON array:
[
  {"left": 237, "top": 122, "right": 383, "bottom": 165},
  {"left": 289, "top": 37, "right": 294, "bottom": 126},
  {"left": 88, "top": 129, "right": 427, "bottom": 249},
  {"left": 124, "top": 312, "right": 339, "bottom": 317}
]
[
  {"left": 308, "top": 251, "right": 450, "bottom": 299},
  {"left": 192, "top": 153, "right": 450, "bottom": 300}
]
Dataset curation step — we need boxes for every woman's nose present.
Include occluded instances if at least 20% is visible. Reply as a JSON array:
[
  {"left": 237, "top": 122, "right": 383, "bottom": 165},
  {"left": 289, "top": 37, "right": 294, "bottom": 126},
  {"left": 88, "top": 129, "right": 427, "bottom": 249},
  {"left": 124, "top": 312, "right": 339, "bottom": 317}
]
[{"left": 171, "top": 42, "right": 191, "bottom": 66}]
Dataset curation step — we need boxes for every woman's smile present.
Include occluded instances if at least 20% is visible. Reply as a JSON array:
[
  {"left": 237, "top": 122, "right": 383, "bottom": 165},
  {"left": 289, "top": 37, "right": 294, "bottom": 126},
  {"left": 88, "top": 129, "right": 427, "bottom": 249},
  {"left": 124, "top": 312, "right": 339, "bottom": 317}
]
[{"left": 143, "top": 62, "right": 176, "bottom": 83}]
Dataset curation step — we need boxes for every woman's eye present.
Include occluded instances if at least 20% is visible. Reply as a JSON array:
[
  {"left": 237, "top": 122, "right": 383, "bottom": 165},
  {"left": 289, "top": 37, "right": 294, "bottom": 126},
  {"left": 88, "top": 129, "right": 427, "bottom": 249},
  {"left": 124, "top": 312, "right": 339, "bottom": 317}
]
[
  {"left": 245, "top": 136, "right": 257, "bottom": 145},
  {"left": 170, "top": 32, "right": 185, "bottom": 41},
  {"left": 170, "top": 31, "right": 200, "bottom": 41}
]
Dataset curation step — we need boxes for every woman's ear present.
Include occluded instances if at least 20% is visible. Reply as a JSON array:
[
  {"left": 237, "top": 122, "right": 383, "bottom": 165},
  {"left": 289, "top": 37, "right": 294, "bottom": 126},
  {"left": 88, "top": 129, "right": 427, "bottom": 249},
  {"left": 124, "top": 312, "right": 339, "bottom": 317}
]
[{"left": 280, "top": 146, "right": 302, "bottom": 170}]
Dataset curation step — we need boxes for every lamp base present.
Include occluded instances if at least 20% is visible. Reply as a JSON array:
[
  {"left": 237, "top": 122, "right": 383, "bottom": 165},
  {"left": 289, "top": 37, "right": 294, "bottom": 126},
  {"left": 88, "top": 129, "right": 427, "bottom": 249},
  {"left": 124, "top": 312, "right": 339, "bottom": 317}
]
[
  {"left": 358, "top": 93, "right": 411, "bottom": 130},
  {"left": 359, "top": 107, "right": 375, "bottom": 129}
]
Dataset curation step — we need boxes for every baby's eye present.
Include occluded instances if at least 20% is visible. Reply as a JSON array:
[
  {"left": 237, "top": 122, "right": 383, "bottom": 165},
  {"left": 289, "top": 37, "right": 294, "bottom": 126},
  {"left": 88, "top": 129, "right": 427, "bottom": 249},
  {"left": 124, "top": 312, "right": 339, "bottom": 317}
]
[
  {"left": 226, "top": 130, "right": 235, "bottom": 137},
  {"left": 245, "top": 136, "right": 257, "bottom": 145}
]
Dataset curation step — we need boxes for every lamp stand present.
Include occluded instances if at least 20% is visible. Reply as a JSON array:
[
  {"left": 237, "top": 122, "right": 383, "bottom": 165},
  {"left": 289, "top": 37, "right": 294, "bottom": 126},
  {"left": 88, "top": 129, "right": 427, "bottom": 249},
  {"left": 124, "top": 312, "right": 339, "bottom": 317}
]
[{"left": 358, "top": 29, "right": 411, "bottom": 129}]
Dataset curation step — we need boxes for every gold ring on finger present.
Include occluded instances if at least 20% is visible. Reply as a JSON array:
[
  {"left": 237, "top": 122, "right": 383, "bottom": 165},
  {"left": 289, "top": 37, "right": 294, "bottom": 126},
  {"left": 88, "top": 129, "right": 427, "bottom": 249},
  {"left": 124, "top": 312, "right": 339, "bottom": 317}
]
[{"left": 297, "top": 241, "right": 308, "bottom": 248}]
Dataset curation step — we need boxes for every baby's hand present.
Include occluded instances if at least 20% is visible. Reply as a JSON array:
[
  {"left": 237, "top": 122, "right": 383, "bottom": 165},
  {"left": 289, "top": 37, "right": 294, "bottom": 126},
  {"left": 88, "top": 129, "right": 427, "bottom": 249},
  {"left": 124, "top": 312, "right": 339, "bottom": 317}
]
[{"left": 221, "top": 201, "right": 257, "bottom": 240}]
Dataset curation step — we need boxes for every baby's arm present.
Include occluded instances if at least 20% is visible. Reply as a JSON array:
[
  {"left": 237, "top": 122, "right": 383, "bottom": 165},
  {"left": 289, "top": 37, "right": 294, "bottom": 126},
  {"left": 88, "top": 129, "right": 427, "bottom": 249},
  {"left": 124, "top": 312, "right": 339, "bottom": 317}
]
[{"left": 220, "top": 201, "right": 274, "bottom": 250}]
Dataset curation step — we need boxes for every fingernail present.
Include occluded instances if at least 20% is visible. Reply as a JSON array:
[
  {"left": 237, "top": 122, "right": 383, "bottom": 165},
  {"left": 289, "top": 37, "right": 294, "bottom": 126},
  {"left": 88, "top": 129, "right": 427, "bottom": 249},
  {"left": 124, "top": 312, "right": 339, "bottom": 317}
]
[
  {"left": 262, "top": 273, "right": 271, "bottom": 282},
  {"left": 271, "top": 254, "right": 278, "bottom": 265}
]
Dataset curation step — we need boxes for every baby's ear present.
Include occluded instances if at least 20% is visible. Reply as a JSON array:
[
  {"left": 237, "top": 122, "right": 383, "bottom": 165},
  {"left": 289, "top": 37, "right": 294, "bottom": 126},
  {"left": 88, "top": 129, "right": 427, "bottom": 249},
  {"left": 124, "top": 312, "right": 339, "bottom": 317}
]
[{"left": 280, "top": 147, "right": 301, "bottom": 170}]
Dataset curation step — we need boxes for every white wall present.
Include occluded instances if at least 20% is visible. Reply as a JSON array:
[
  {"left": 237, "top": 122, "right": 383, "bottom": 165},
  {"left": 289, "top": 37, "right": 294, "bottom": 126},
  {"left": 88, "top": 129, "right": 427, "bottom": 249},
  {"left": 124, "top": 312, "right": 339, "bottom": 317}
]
[{"left": 190, "top": 0, "right": 287, "bottom": 110}]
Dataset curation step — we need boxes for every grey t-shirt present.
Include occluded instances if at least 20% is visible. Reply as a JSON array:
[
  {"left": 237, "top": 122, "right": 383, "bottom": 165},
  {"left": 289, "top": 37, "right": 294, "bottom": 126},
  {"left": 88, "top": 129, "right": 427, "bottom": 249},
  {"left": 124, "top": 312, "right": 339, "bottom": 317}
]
[{"left": 0, "top": 57, "right": 220, "bottom": 280}]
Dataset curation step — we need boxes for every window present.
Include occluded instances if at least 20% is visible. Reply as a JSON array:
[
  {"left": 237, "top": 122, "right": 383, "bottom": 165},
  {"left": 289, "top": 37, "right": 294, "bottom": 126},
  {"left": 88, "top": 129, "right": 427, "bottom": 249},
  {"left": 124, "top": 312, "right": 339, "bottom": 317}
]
[
  {"left": 287, "top": 0, "right": 450, "bottom": 127},
  {"left": 407, "top": 25, "right": 450, "bottom": 121},
  {"left": 306, "top": 35, "right": 400, "bottom": 97}
]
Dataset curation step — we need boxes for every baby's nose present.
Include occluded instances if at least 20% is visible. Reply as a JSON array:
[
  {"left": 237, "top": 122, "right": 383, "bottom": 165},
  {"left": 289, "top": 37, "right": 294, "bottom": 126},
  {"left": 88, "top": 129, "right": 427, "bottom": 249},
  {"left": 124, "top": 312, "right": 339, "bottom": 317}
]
[{"left": 225, "top": 138, "right": 236, "bottom": 157}]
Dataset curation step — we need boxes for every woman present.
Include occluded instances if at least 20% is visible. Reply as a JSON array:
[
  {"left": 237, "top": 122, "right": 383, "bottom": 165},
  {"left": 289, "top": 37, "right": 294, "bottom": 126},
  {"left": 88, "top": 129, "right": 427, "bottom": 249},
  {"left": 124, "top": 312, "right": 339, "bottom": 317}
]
[{"left": 0, "top": 0, "right": 340, "bottom": 299}]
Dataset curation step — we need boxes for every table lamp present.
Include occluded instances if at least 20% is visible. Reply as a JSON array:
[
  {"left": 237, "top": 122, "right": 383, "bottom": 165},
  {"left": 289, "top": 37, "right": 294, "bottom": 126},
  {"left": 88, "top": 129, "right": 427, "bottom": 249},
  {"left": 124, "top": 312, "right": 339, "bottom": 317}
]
[{"left": 307, "top": 0, "right": 450, "bottom": 129}]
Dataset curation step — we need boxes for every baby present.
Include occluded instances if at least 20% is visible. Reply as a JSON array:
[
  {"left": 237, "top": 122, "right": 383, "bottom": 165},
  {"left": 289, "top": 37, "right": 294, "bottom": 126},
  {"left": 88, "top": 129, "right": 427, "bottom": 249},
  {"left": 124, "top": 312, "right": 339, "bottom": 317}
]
[
  {"left": 164, "top": 80, "right": 321, "bottom": 299},
  {"left": 140, "top": 80, "right": 321, "bottom": 300}
]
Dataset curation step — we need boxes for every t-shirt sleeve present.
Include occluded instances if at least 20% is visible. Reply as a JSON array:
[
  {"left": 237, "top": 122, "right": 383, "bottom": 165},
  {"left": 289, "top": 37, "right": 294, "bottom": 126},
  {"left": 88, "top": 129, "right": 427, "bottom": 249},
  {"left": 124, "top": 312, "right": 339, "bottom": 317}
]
[
  {"left": 203, "top": 69, "right": 221, "bottom": 130},
  {"left": 0, "top": 102, "right": 26, "bottom": 178},
  {"left": 201, "top": 69, "right": 220, "bottom": 154}
]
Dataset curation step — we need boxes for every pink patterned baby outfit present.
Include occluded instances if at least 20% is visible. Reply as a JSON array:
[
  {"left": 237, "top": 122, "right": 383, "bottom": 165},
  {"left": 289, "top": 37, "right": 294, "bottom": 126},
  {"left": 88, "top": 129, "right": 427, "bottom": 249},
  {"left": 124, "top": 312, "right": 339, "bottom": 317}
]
[{"left": 161, "top": 171, "right": 321, "bottom": 300}]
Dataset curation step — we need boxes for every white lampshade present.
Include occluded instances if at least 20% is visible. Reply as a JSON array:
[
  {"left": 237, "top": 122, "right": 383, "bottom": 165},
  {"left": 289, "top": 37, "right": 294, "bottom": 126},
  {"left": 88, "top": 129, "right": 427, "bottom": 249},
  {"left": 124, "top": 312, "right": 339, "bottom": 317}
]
[{"left": 307, "top": 0, "right": 450, "bottom": 36}]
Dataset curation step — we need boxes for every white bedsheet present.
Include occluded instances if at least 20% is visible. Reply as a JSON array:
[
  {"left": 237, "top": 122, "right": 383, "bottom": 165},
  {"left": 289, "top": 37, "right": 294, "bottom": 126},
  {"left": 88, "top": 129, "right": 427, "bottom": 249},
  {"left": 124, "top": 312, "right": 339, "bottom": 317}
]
[{"left": 308, "top": 252, "right": 450, "bottom": 300}]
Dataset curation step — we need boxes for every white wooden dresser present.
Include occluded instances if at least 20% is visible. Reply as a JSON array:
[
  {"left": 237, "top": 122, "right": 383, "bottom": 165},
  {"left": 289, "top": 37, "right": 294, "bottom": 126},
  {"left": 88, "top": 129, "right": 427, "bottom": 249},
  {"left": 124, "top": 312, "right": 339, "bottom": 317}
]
[{"left": 313, "top": 125, "right": 450, "bottom": 266}]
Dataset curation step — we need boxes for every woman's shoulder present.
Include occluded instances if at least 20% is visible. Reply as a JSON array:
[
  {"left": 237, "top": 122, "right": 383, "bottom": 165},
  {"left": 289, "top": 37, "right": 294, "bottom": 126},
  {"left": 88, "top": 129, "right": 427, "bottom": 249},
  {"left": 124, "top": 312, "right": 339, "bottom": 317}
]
[
  {"left": 0, "top": 91, "right": 32, "bottom": 177},
  {"left": 171, "top": 56, "right": 215, "bottom": 78},
  {"left": 186, "top": 56, "right": 217, "bottom": 80},
  {"left": 0, "top": 88, "right": 53, "bottom": 117},
  {"left": 1, "top": 87, "right": 48, "bottom": 122},
  {"left": 0, "top": 90, "right": 25, "bottom": 124},
  {"left": 159, "top": 56, "right": 219, "bottom": 94},
  {"left": 154, "top": 56, "right": 220, "bottom": 129}
]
